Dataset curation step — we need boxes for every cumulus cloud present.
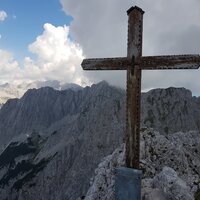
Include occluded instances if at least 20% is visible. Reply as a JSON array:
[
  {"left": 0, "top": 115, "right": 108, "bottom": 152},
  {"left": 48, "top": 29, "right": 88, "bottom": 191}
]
[
  {"left": 23, "top": 23, "right": 88, "bottom": 85},
  {"left": 0, "top": 50, "right": 22, "bottom": 82},
  {"left": 0, "top": 23, "right": 89, "bottom": 86},
  {"left": 0, "top": 10, "right": 7, "bottom": 21},
  {"left": 60, "top": 0, "right": 200, "bottom": 93}
]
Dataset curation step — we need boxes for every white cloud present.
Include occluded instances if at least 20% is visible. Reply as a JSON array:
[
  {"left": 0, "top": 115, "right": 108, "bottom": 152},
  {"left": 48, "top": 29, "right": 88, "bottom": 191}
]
[
  {"left": 0, "top": 10, "right": 7, "bottom": 21},
  {"left": 1, "top": 1, "right": 200, "bottom": 93},
  {"left": 0, "top": 50, "right": 22, "bottom": 82},
  {"left": 60, "top": 0, "right": 200, "bottom": 94},
  {"left": 24, "top": 23, "right": 88, "bottom": 85},
  {"left": 0, "top": 23, "right": 89, "bottom": 86}
]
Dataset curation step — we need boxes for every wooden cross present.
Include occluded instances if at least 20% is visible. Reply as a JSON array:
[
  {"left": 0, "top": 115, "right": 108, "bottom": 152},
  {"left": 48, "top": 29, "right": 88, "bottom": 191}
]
[{"left": 81, "top": 6, "right": 200, "bottom": 169}]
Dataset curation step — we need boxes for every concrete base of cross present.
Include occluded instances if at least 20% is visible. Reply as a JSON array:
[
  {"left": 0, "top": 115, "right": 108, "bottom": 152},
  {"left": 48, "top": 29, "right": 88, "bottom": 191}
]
[{"left": 115, "top": 167, "right": 142, "bottom": 200}]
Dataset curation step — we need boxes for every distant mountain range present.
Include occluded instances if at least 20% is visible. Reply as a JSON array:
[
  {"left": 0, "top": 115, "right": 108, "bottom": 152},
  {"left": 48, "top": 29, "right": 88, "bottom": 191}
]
[
  {"left": 0, "top": 81, "right": 199, "bottom": 199},
  {"left": 0, "top": 80, "right": 83, "bottom": 106}
]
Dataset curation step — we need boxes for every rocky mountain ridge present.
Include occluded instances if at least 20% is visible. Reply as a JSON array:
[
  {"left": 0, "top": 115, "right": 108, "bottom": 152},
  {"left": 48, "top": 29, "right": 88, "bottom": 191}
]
[
  {"left": 0, "top": 81, "right": 125, "bottom": 200},
  {"left": 0, "top": 81, "right": 124, "bottom": 150},
  {"left": 0, "top": 81, "right": 199, "bottom": 199},
  {"left": 141, "top": 87, "right": 200, "bottom": 134},
  {"left": 1, "top": 82, "right": 200, "bottom": 149}
]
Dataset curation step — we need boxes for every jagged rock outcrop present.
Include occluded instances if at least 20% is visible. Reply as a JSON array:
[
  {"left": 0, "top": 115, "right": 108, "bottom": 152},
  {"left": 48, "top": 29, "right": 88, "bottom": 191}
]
[
  {"left": 83, "top": 129, "right": 200, "bottom": 200},
  {"left": 83, "top": 145, "right": 125, "bottom": 200}
]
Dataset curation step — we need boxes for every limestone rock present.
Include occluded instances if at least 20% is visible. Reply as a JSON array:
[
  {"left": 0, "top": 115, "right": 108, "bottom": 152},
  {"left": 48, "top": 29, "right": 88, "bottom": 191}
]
[
  {"left": 84, "top": 145, "right": 125, "bottom": 200},
  {"left": 142, "top": 188, "right": 167, "bottom": 200},
  {"left": 83, "top": 129, "right": 200, "bottom": 200},
  {"left": 152, "top": 167, "right": 193, "bottom": 200}
]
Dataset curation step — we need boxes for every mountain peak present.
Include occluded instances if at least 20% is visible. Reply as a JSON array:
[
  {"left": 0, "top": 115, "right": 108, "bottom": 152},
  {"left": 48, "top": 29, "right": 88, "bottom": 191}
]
[{"left": 147, "top": 87, "right": 192, "bottom": 99}]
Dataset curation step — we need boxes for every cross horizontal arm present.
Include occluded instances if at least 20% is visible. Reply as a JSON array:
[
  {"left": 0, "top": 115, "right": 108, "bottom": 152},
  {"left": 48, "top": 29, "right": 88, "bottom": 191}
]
[
  {"left": 81, "top": 57, "right": 131, "bottom": 70},
  {"left": 141, "top": 55, "right": 200, "bottom": 70},
  {"left": 82, "top": 54, "right": 200, "bottom": 71}
]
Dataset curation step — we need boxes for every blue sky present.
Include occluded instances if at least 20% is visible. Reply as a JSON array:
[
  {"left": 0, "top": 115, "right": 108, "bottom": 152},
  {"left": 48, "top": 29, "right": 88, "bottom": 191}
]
[{"left": 0, "top": 0, "right": 72, "bottom": 61}]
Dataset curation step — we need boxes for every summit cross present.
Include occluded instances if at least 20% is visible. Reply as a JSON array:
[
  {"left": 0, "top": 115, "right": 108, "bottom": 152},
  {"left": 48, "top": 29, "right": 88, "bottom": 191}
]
[{"left": 81, "top": 6, "right": 200, "bottom": 169}]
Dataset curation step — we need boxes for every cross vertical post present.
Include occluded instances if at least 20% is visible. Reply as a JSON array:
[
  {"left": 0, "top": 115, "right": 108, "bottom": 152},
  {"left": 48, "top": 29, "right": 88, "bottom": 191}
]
[
  {"left": 126, "top": 7, "right": 144, "bottom": 168},
  {"left": 81, "top": 8, "right": 200, "bottom": 196}
]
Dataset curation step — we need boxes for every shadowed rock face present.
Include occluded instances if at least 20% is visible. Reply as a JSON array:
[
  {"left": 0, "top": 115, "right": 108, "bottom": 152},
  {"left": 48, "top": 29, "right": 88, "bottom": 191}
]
[
  {"left": 0, "top": 82, "right": 200, "bottom": 199},
  {"left": 0, "top": 82, "right": 125, "bottom": 200},
  {"left": 0, "top": 87, "right": 82, "bottom": 148},
  {"left": 141, "top": 87, "right": 200, "bottom": 134},
  {"left": 0, "top": 82, "right": 124, "bottom": 149},
  {"left": 0, "top": 131, "right": 55, "bottom": 199}
]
